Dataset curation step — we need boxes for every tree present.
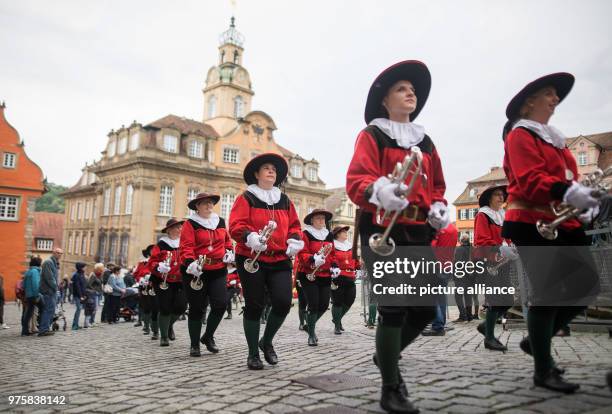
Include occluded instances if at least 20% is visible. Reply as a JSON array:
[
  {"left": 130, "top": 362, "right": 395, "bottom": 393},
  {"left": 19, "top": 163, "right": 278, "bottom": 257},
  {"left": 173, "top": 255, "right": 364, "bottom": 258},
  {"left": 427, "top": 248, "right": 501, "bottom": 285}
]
[{"left": 35, "top": 182, "right": 68, "bottom": 213}]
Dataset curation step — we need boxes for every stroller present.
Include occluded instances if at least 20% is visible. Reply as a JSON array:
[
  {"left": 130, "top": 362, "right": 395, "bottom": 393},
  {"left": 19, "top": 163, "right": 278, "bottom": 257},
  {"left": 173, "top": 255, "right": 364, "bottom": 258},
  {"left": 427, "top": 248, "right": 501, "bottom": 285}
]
[
  {"left": 118, "top": 286, "right": 139, "bottom": 322},
  {"left": 52, "top": 302, "right": 67, "bottom": 332}
]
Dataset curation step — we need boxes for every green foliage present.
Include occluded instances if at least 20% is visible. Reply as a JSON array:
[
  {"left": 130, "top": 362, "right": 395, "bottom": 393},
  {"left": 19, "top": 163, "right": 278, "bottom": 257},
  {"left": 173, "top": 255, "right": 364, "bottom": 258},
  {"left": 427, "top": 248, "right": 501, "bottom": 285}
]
[{"left": 35, "top": 182, "right": 68, "bottom": 213}]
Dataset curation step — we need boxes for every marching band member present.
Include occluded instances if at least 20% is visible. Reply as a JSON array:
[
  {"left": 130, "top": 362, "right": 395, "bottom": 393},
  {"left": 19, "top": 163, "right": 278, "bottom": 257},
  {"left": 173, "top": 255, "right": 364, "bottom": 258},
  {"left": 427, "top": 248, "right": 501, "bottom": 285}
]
[
  {"left": 346, "top": 60, "right": 448, "bottom": 414},
  {"left": 502, "top": 73, "right": 601, "bottom": 393},
  {"left": 294, "top": 266, "right": 307, "bottom": 331},
  {"left": 229, "top": 153, "right": 304, "bottom": 370},
  {"left": 329, "top": 225, "right": 359, "bottom": 335},
  {"left": 225, "top": 264, "right": 240, "bottom": 320},
  {"left": 148, "top": 218, "right": 187, "bottom": 347},
  {"left": 180, "top": 193, "right": 234, "bottom": 357},
  {"left": 134, "top": 245, "right": 154, "bottom": 334},
  {"left": 297, "top": 209, "right": 334, "bottom": 346},
  {"left": 472, "top": 185, "right": 516, "bottom": 351}
]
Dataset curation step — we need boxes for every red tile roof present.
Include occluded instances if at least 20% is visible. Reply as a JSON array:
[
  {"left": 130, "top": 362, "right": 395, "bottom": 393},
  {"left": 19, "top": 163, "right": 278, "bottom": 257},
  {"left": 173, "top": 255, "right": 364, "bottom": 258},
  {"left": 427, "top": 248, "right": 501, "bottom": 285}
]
[{"left": 32, "top": 212, "right": 64, "bottom": 248}]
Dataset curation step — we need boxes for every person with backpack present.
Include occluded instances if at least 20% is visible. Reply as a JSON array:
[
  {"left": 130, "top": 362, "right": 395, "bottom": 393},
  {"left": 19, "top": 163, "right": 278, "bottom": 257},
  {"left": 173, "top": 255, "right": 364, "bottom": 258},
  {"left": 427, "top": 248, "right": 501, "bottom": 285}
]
[{"left": 21, "top": 257, "right": 44, "bottom": 335}]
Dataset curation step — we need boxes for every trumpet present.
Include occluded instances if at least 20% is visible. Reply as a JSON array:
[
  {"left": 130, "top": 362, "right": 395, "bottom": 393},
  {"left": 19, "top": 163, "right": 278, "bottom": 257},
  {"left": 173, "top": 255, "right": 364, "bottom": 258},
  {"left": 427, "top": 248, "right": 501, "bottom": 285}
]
[
  {"left": 244, "top": 220, "right": 278, "bottom": 274},
  {"left": 306, "top": 243, "right": 333, "bottom": 282},
  {"left": 189, "top": 255, "right": 206, "bottom": 291},
  {"left": 159, "top": 251, "right": 173, "bottom": 290},
  {"left": 486, "top": 254, "right": 511, "bottom": 276},
  {"left": 369, "top": 147, "right": 425, "bottom": 256},
  {"left": 536, "top": 167, "right": 612, "bottom": 240}
]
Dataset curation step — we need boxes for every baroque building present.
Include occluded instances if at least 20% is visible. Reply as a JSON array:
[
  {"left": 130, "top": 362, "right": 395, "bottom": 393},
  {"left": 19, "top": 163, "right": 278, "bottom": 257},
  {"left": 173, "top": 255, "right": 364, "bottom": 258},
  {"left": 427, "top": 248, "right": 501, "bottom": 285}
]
[{"left": 61, "top": 19, "right": 328, "bottom": 272}]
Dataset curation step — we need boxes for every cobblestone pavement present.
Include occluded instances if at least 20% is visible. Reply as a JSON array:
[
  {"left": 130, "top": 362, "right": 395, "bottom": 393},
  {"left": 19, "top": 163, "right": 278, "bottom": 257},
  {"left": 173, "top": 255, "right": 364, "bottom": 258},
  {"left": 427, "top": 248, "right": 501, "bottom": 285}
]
[{"left": 1, "top": 296, "right": 611, "bottom": 414}]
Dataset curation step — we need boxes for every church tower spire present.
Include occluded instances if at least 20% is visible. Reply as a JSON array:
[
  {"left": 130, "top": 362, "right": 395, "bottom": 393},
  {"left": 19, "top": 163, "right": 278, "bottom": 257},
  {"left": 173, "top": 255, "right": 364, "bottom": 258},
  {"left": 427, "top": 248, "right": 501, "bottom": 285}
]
[{"left": 202, "top": 17, "right": 254, "bottom": 136}]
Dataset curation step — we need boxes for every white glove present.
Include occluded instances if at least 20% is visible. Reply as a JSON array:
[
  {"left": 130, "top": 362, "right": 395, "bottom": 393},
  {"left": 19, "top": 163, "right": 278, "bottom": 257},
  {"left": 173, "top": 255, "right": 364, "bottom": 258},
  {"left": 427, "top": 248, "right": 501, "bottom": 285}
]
[
  {"left": 223, "top": 249, "right": 235, "bottom": 264},
  {"left": 356, "top": 269, "right": 363, "bottom": 279},
  {"left": 563, "top": 181, "right": 599, "bottom": 210},
  {"left": 428, "top": 201, "right": 451, "bottom": 230},
  {"left": 157, "top": 262, "right": 171, "bottom": 274},
  {"left": 499, "top": 245, "right": 519, "bottom": 260},
  {"left": 246, "top": 232, "right": 267, "bottom": 252},
  {"left": 578, "top": 205, "right": 600, "bottom": 224},
  {"left": 186, "top": 261, "right": 202, "bottom": 277},
  {"left": 312, "top": 253, "right": 325, "bottom": 267},
  {"left": 369, "top": 176, "right": 409, "bottom": 212},
  {"left": 230, "top": 280, "right": 236, "bottom": 286},
  {"left": 330, "top": 267, "right": 341, "bottom": 278},
  {"left": 285, "top": 239, "right": 305, "bottom": 257}
]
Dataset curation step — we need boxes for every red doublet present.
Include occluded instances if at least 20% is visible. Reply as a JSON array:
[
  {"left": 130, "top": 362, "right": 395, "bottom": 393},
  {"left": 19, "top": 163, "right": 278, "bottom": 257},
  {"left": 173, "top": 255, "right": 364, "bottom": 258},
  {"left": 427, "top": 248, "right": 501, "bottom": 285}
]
[
  {"left": 132, "top": 261, "right": 149, "bottom": 282},
  {"left": 346, "top": 126, "right": 447, "bottom": 225},
  {"left": 473, "top": 212, "right": 508, "bottom": 261},
  {"left": 503, "top": 127, "right": 580, "bottom": 230},
  {"left": 229, "top": 192, "right": 302, "bottom": 263},
  {"left": 297, "top": 230, "right": 334, "bottom": 277},
  {"left": 330, "top": 248, "right": 359, "bottom": 279},
  {"left": 148, "top": 241, "right": 182, "bottom": 283},
  {"left": 179, "top": 218, "right": 233, "bottom": 271},
  {"left": 226, "top": 271, "right": 240, "bottom": 288},
  {"left": 431, "top": 223, "right": 458, "bottom": 263}
]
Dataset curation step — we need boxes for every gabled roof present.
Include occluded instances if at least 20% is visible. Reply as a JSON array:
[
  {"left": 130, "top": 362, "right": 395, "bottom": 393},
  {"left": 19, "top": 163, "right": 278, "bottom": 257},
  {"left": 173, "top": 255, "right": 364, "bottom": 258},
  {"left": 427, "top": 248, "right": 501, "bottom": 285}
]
[
  {"left": 324, "top": 187, "right": 346, "bottom": 214},
  {"left": 147, "top": 114, "right": 219, "bottom": 138},
  {"left": 566, "top": 131, "right": 612, "bottom": 150},
  {"left": 467, "top": 167, "right": 506, "bottom": 183},
  {"left": 33, "top": 212, "right": 64, "bottom": 247}
]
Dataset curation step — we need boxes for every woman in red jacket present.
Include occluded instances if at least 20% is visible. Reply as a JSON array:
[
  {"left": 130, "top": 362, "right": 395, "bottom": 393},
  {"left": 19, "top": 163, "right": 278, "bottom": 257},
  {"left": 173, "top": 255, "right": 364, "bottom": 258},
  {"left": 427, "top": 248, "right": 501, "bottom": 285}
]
[
  {"left": 346, "top": 60, "right": 449, "bottom": 414},
  {"left": 329, "top": 226, "right": 359, "bottom": 335},
  {"left": 148, "top": 218, "right": 186, "bottom": 347},
  {"left": 225, "top": 265, "right": 240, "bottom": 320},
  {"left": 473, "top": 185, "right": 516, "bottom": 351},
  {"left": 297, "top": 209, "right": 334, "bottom": 346},
  {"left": 180, "top": 193, "right": 234, "bottom": 357},
  {"left": 502, "top": 73, "right": 601, "bottom": 393},
  {"left": 135, "top": 244, "right": 154, "bottom": 335},
  {"left": 229, "top": 153, "right": 304, "bottom": 370}
]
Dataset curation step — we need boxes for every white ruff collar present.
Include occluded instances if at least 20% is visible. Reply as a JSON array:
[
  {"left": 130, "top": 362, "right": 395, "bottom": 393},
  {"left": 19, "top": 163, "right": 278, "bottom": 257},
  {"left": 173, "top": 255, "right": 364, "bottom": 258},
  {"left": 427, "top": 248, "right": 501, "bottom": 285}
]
[
  {"left": 304, "top": 225, "right": 329, "bottom": 241},
  {"left": 247, "top": 184, "right": 281, "bottom": 205},
  {"left": 513, "top": 119, "right": 566, "bottom": 149},
  {"left": 159, "top": 236, "right": 180, "bottom": 249},
  {"left": 333, "top": 239, "right": 352, "bottom": 251},
  {"left": 478, "top": 207, "right": 505, "bottom": 226},
  {"left": 190, "top": 212, "right": 220, "bottom": 230},
  {"left": 369, "top": 118, "right": 425, "bottom": 149}
]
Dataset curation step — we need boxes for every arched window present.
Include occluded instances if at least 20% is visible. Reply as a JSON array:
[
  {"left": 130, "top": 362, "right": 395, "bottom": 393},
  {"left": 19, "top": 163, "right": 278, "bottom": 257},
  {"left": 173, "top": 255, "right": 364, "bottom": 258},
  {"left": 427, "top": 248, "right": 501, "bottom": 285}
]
[
  {"left": 233, "top": 96, "right": 244, "bottom": 118},
  {"left": 207, "top": 95, "right": 217, "bottom": 118},
  {"left": 233, "top": 50, "right": 239, "bottom": 63}
]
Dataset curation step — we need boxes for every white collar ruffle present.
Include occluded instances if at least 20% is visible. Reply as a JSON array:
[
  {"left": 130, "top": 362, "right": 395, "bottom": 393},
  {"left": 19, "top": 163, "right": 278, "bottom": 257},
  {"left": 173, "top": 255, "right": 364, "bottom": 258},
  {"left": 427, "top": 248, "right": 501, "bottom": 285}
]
[
  {"left": 478, "top": 206, "right": 505, "bottom": 227},
  {"left": 333, "top": 239, "right": 352, "bottom": 251},
  {"left": 513, "top": 119, "right": 566, "bottom": 149},
  {"left": 159, "top": 236, "right": 180, "bottom": 249},
  {"left": 304, "top": 225, "right": 329, "bottom": 241},
  {"left": 189, "top": 212, "right": 220, "bottom": 230},
  {"left": 369, "top": 118, "right": 425, "bottom": 149},
  {"left": 247, "top": 184, "right": 281, "bottom": 205}
]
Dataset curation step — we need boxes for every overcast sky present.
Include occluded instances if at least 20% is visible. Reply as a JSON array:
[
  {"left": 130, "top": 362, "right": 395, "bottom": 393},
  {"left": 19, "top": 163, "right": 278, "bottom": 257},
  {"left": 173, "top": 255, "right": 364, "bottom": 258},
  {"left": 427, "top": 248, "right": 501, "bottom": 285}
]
[{"left": 2, "top": 0, "right": 611, "bottom": 217}]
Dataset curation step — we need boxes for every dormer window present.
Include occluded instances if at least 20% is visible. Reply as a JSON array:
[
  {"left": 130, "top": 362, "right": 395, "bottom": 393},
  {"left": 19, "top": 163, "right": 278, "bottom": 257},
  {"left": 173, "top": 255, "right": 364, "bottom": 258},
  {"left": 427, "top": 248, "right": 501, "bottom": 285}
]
[
  {"left": 163, "top": 134, "right": 178, "bottom": 153},
  {"left": 307, "top": 166, "right": 318, "bottom": 182},
  {"left": 117, "top": 135, "right": 128, "bottom": 154},
  {"left": 291, "top": 163, "right": 302, "bottom": 178},
  {"left": 129, "top": 132, "right": 140, "bottom": 151},
  {"left": 188, "top": 140, "right": 204, "bottom": 158},
  {"left": 107, "top": 140, "right": 116, "bottom": 157},
  {"left": 469, "top": 188, "right": 477, "bottom": 197}
]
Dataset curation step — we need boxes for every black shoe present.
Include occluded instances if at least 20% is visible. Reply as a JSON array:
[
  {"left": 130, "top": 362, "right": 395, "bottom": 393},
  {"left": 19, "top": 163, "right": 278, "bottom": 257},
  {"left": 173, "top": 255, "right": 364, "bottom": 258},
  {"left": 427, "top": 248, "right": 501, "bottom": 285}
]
[
  {"left": 143, "top": 327, "right": 150, "bottom": 335},
  {"left": 477, "top": 322, "right": 486, "bottom": 337},
  {"left": 298, "top": 323, "right": 305, "bottom": 331},
  {"left": 334, "top": 325, "right": 342, "bottom": 335},
  {"left": 247, "top": 355, "right": 264, "bottom": 370},
  {"left": 339, "top": 322, "right": 345, "bottom": 331},
  {"left": 421, "top": 328, "right": 445, "bottom": 336},
  {"left": 151, "top": 332, "right": 159, "bottom": 340},
  {"left": 534, "top": 370, "right": 579, "bottom": 394},
  {"left": 190, "top": 346, "right": 201, "bottom": 357},
  {"left": 380, "top": 384, "right": 419, "bottom": 414},
  {"left": 373, "top": 354, "right": 408, "bottom": 398},
  {"left": 308, "top": 335, "right": 318, "bottom": 346},
  {"left": 201, "top": 336, "right": 219, "bottom": 353},
  {"left": 484, "top": 337, "right": 507, "bottom": 352},
  {"left": 472, "top": 314, "right": 480, "bottom": 320},
  {"left": 160, "top": 338, "right": 169, "bottom": 347},
  {"left": 225, "top": 313, "right": 232, "bottom": 320},
  {"left": 453, "top": 317, "right": 467, "bottom": 323},
  {"left": 38, "top": 331, "right": 55, "bottom": 337},
  {"left": 259, "top": 339, "right": 278, "bottom": 365},
  {"left": 606, "top": 371, "right": 612, "bottom": 391},
  {"left": 519, "top": 337, "right": 566, "bottom": 375},
  {"left": 168, "top": 326, "right": 175, "bottom": 341},
  {"left": 134, "top": 321, "right": 142, "bottom": 327}
]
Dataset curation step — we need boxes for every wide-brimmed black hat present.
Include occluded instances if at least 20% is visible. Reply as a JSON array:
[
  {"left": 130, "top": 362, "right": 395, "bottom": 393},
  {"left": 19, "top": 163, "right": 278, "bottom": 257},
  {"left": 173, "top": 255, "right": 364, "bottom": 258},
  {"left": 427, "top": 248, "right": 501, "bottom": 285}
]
[
  {"left": 364, "top": 60, "right": 431, "bottom": 124},
  {"left": 141, "top": 244, "right": 155, "bottom": 258},
  {"left": 161, "top": 218, "right": 184, "bottom": 233},
  {"left": 188, "top": 192, "right": 220, "bottom": 211},
  {"left": 332, "top": 225, "right": 350, "bottom": 238},
  {"left": 478, "top": 185, "right": 508, "bottom": 208},
  {"left": 243, "top": 153, "right": 288, "bottom": 186},
  {"left": 505, "top": 72, "right": 574, "bottom": 121},
  {"left": 304, "top": 209, "right": 333, "bottom": 225}
]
